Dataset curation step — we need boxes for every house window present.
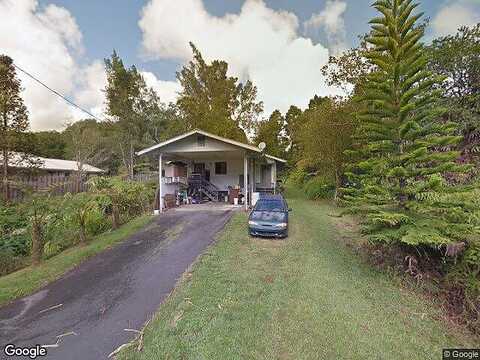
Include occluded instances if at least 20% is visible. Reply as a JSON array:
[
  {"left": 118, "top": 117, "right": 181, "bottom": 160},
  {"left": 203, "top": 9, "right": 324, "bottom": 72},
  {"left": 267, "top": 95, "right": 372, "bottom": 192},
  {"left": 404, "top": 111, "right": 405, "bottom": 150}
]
[
  {"left": 215, "top": 162, "right": 227, "bottom": 175},
  {"left": 197, "top": 135, "right": 206, "bottom": 147},
  {"left": 161, "top": 169, "right": 165, "bottom": 177}
]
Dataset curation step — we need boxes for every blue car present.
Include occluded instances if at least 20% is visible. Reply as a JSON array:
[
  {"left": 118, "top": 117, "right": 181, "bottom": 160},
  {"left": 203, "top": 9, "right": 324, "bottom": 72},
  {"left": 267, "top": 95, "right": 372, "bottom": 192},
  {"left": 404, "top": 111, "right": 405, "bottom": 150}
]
[{"left": 248, "top": 194, "right": 291, "bottom": 238}]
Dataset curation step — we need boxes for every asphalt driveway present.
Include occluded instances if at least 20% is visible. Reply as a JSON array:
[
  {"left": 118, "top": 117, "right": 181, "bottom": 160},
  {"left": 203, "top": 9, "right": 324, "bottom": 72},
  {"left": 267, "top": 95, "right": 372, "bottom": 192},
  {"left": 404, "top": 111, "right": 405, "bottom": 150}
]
[{"left": 0, "top": 208, "right": 234, "bottom": 359}]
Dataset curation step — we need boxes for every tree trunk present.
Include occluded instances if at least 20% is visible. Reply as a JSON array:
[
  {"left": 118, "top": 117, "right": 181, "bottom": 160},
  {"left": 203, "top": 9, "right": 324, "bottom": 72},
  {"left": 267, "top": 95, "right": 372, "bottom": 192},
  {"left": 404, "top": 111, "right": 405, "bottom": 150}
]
[
  {"left": 2, "top": 148, "right": 8, "bottom": 203},
  {"left": 129, "top": 142, "right": 134, "bottom": 180},
  {"left": 79, "top": 219, "right": 87, "bottom": 245},
  {"left": 31, "top": 219, "right": 43, "bottom": 266},
  {"left": 112, "top": 202, "right": 120, "bottom": 230},
  {"left": 334, "top": 169, "right": 341, "bottom": 202}
]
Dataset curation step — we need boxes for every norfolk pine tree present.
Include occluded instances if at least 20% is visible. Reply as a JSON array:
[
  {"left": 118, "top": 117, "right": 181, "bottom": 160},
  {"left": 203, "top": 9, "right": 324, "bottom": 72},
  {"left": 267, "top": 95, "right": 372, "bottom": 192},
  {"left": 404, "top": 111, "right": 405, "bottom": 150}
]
[{"left": 343, "top": 0, "right": 480, "bottom": 249}]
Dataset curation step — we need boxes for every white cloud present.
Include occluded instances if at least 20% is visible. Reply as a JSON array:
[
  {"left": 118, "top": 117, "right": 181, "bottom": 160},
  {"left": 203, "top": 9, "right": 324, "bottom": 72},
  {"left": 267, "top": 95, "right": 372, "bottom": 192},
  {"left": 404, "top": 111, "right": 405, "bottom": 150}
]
[
  {"left": 0, "top": 0, "right": 105, "bottom": 130},
  {"left": 304, "top": 0, "right": 348, "bottom": 55},
  {"left": 71, "top": 61, "right": 107, "bottom": 121},
  {"left": 139, "top": 0, "right": 341, "bottom": 116},
  {"left": 141, "top": 71, "right": 181, "bottom": 104},
  {"left": 432, "top": 1, "right": 480, "bottom": 37}
]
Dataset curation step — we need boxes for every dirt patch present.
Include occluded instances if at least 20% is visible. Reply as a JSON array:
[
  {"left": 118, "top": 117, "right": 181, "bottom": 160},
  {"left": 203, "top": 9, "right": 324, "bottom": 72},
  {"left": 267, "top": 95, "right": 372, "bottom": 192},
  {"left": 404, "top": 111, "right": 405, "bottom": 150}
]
[{"left": 263, "top": 275, "right": 274, "bottom": 283}]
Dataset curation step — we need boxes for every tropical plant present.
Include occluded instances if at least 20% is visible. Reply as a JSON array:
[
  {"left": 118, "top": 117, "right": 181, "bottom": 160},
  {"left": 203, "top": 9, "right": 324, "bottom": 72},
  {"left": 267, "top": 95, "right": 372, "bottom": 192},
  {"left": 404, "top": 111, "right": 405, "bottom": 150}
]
[
  {"left": 62, "top": 193, "right": 100, "bottom": 245},
  {"left": 26, "top": 193, "right": 54, "bottom": 265}
]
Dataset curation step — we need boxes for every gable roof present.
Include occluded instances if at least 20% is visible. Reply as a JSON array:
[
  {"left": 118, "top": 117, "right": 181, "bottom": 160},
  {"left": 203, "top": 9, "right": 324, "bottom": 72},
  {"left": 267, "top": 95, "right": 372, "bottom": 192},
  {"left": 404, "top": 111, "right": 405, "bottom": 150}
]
[
  {"left": 136, "top": 129, "right": 287, "bottom": 163},
  {"left": 2, "top": 153, "right": 104, "bottom": 173}
]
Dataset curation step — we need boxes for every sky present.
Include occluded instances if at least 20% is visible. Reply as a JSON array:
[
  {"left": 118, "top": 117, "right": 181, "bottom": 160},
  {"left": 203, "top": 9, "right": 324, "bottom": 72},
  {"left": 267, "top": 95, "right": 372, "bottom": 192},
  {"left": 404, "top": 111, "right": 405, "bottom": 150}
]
[{"left": 1, "top": 0, "right": 479, "bottom": 131}]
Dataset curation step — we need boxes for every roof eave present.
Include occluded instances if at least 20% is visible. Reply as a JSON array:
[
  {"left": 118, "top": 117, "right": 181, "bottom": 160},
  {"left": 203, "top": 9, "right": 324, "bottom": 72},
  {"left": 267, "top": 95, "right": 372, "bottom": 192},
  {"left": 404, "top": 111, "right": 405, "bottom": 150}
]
[{"left": 136, "top": 129, "right": 286, "bottom": 163}]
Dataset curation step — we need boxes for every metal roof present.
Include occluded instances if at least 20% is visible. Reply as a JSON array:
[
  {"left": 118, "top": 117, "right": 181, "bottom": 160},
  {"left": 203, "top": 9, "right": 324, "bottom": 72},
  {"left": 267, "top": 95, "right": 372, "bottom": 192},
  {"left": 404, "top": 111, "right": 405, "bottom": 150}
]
[{"left": 1, "top": 153, "right": 104, "bottom": 173}]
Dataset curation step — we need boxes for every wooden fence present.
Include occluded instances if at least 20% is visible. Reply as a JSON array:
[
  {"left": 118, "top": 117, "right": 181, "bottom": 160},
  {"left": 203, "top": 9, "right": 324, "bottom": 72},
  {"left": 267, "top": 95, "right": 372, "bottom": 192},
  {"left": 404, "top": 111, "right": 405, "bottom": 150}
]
[{"left": 1, "top": 174, "right": 89, "bottom": 202}]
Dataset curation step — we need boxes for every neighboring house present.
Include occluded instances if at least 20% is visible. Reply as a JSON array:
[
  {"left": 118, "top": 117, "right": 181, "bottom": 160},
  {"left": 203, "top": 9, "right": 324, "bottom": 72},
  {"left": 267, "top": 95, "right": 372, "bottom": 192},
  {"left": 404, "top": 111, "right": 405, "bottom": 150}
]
[
  {"left": 136, "top": 129, "right": 287, "bottom": 211},
  {"left": 1, "top": 152, "right": 104, "bottom": 178}
]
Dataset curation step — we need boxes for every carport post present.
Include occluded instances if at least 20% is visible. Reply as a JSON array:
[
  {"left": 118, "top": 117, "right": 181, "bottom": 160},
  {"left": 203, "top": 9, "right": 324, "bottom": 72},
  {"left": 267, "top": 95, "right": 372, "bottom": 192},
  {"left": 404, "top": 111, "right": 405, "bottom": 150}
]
[
  {"left": 159, "top": 153, "right": 163, "bottom": 213},
  {"left": 273, "top": 161, "right": 277, "bottom": 195},
  {"left": 244, "top": 154, "right": 249, "bottom": 210}
]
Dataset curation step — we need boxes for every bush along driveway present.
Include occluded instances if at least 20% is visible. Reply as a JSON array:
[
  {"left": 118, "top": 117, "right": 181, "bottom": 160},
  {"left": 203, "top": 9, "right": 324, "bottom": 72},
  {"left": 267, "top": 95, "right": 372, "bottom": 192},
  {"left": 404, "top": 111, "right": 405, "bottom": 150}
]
[
  {"left": 0, "top": 209, "right": 234, "bottom": 360},
  {"left": 120, "top": 192, "right": 477, "bottom": 360}
]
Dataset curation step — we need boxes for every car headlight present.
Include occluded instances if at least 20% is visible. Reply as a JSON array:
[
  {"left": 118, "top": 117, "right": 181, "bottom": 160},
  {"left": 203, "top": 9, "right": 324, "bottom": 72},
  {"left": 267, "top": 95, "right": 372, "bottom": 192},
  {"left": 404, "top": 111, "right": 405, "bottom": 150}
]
[
  {"left": 275, "top": 223, "right": 288, "bottom": 228},
  {"left": 248, "top": 221, "right": 259, "bottom": 226}
]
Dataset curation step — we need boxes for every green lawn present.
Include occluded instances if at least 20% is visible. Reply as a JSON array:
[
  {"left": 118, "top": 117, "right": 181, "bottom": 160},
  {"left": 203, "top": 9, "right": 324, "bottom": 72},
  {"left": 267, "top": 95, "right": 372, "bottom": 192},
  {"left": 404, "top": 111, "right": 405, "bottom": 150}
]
[
  {"left": 120, "top": 191, "right": 476, "bottom": 360},
  {"left": 0, "top": 215, "right": 152, "bottom": 306}
]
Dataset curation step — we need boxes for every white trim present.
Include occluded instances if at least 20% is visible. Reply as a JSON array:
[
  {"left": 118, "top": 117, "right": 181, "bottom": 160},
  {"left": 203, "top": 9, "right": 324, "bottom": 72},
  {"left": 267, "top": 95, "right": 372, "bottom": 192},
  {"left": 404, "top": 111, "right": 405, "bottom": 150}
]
[
  {"left": 265, "top": 154, "right": 287, "bottom": 163},
  {"left": 244, "top": 155, "right": 249, "bottom": 210},
  {"left": 136, "top": 129, "right": 287, "bottom": 163},
  {"left": 159, "top": 153, "right": 163, "bottom": 213}
]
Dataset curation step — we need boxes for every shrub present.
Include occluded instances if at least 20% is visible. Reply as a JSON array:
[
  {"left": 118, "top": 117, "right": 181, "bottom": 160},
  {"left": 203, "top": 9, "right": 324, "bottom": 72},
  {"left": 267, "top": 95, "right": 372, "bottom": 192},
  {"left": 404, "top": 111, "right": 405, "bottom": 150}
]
[
  {"left": 285, "top": 168, "right": 308, "bottom": 187},
  {"left": 0, "top": 177, "right": 154, "bottom": 275},
  {"left": 304, "top": 176, "right": 336, "bottom": 200},
  {"left": 0, "top": 249, "right": 25, "bottom": 276},
  {"left": 0, "top": 205, "right": 29, "bottom": 256},
  {"left": 88, "top": 177, "right": 155, "bottom": 227}
]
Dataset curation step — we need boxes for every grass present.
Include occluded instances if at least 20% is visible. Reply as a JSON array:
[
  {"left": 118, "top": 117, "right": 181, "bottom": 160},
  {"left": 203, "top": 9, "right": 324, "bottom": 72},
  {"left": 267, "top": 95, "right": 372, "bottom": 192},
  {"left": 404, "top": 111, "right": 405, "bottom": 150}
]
[
  {"left": 120, "top": 189, "right": 477, "bottom": 360},
  {"left": 0, "top": 215, "right": 152, "bottom": 306}
]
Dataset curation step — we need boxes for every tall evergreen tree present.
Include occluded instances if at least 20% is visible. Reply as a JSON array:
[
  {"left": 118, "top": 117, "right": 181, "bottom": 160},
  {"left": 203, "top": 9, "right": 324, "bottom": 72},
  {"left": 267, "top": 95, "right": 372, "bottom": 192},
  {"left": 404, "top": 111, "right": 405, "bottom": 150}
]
[
  {"left": 0, "top": 55, "right": 29, "bottom": 202},
  {"left": 343, "top": 0, "right": 478, "bottom": 247}
]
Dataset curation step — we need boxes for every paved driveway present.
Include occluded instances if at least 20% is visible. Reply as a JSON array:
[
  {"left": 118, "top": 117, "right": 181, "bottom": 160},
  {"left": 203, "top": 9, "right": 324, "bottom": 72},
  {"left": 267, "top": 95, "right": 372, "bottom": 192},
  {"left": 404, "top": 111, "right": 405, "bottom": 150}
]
[{"left": 0, "top": 208, "right": 234, "bottom": 359}]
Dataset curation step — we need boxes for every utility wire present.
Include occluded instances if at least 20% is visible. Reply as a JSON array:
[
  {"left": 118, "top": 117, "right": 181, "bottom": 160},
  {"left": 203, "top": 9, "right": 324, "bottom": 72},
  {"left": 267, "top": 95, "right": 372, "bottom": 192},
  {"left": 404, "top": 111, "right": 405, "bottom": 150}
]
[{"left": 12, "top": 63, "right": 105, "bottom": 122}]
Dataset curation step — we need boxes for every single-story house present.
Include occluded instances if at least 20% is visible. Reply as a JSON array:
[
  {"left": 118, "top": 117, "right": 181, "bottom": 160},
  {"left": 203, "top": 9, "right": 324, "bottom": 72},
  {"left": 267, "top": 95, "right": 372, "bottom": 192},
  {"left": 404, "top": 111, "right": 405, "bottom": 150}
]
[
  {"left": 136, "top": 129, "right": 287, "bottom": 211},
  {"left": 0, "top": 152, "right": 104, "bottom": 178}
]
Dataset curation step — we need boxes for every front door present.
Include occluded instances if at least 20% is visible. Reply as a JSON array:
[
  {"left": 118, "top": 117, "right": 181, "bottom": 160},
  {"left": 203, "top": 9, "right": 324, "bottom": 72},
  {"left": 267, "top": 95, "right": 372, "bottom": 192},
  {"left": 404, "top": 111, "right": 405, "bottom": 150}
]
[
  {"left": 193, "top": 163, "right": 205, "bottom": 175},
  {"left": 261, "top": 165, "right": 271, "bottom": 187},
  {"left": 205, "top": 169, "right": 210, "bottom": 182},
  {"left": 194, "top": 163, "right": 205, "bottom": 175}
]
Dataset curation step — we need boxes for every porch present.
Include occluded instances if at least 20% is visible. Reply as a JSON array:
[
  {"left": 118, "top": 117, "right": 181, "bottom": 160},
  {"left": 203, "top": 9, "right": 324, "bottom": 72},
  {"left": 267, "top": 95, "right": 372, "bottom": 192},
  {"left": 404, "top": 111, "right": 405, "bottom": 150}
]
[{"left": 158, "top": 152, "right": 278, "bottom": 211}]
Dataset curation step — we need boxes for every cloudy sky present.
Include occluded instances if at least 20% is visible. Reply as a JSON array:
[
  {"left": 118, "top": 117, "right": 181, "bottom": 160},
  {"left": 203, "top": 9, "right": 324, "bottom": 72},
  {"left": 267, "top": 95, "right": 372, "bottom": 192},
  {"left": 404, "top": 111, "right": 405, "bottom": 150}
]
[{"left": 1, "top": 0, "right": 479, "bottom": 131}]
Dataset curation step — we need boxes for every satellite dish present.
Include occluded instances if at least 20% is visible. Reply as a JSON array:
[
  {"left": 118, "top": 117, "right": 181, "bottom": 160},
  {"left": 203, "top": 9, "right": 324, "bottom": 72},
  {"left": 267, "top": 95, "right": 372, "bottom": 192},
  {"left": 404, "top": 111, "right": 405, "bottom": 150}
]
[{"left": 258, "top": 142, "right": 266, "bottom": 152}]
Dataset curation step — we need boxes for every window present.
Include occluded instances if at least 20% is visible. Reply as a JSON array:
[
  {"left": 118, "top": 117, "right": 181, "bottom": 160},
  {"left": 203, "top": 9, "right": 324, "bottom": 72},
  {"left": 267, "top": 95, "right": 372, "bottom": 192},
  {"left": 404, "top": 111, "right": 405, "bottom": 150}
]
[
  {"left": 215, "top": 162, "right": 227, "bottom": 175},
  {"left": 197, "top": 135, "right": 206, "bottom": 147}
]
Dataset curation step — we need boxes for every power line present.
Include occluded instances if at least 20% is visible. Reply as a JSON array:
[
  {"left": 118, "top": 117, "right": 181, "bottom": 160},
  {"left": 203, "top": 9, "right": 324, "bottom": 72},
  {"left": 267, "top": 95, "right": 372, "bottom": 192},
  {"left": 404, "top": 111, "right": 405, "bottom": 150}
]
[{"left": 12, "top": 63, "right": 105, "bottom": 122}]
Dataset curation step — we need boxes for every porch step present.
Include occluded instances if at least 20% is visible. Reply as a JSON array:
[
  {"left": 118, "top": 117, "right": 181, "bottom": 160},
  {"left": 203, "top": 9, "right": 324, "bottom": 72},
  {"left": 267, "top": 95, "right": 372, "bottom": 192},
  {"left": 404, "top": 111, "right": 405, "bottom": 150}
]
[
  {"left": 200, "top": 188, "right": 217, "bottom": 202},
  {"left": 188, "top": 177, "right": 220, "bottom": 202}
]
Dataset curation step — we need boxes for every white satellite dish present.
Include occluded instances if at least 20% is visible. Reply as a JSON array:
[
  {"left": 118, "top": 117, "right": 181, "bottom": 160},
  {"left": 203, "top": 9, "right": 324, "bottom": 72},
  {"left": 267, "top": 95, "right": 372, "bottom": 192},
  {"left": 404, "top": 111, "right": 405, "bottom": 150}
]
[{"left": 258, "top": 142, "right": 266, "bottom": 152}]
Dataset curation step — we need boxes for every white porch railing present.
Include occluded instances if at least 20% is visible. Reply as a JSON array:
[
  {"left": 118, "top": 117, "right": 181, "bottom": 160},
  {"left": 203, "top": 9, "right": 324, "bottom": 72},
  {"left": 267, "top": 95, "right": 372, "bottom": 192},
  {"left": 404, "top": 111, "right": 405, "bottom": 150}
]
[{"left": 163, "top": 176, "right": 188, "bottom": 185}]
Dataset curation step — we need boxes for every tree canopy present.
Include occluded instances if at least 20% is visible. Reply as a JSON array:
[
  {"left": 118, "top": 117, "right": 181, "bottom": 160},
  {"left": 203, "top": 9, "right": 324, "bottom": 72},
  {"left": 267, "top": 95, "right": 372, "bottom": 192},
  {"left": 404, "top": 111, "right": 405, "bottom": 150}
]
[{"left": 176, "top": 43, "right": 263, "bottom": 142}]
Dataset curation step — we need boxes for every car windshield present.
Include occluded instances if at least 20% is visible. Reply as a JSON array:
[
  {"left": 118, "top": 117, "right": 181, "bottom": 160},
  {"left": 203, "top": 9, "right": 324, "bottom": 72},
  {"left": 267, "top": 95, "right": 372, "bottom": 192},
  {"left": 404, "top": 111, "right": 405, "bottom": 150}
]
[
  {"left": 254, "top": 200, "right": 285, "bottom": 212},
  {"left": 251, "top": 211, "right": 286, "bottom": 221}
]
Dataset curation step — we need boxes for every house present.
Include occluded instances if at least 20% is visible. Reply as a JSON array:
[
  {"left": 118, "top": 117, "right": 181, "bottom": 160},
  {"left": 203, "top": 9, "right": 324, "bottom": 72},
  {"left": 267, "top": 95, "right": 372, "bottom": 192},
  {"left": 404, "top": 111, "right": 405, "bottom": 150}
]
[
  {"left": 136, "top": 129, "right": 287, "bottom": 212},
  {"left": 1, "top": 152, "right": 104, "bottom": 178}
]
